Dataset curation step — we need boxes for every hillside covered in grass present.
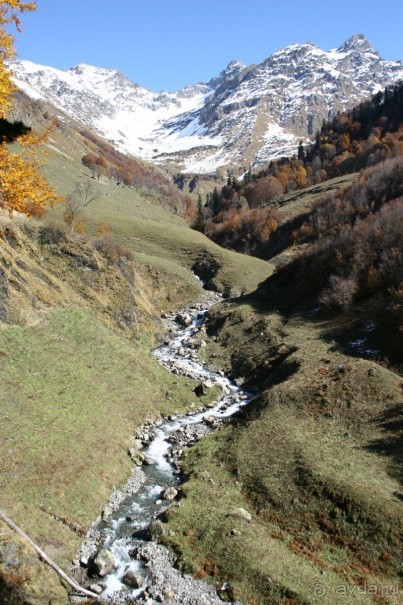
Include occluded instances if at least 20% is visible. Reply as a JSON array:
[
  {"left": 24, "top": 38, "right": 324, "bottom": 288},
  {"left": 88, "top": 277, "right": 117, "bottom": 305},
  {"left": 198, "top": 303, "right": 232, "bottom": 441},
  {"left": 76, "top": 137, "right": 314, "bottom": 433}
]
[
  {"left": 164, "top": 293, "right": 402, "bottom": 604},
  {"left": 162, "top": 164, "right": 402, "bottom": 602},
  {"left": 156, "top": 90, "right": 403, "bottom": 604},
  {"left": 0, "top": 10, "right": 401, "bottom": 603},
  {"left": 0, "top": 84, "right": 272, "bottom": 603}
]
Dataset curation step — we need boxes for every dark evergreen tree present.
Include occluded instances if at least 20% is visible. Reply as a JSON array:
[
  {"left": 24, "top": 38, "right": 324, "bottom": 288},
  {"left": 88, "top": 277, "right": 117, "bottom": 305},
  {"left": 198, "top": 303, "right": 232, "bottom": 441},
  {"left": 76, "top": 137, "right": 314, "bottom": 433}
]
[
  {"left": 197, "top": 194, "right": 203, "bottom": 219},
  {"left": 189, "top": 176, "right": 198, "bottom": 193},
  {"left": 212, "top": 187, "right": 220, "bottom": 215},
  {"left": 244, "top": 167, "right": 252, "bottom": 184}
]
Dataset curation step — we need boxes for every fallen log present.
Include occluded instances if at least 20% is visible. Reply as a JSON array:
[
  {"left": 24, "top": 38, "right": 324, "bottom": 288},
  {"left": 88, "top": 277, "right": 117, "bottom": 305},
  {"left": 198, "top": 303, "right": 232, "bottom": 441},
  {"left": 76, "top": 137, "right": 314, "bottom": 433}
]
[{"left": 0, "top": 509, "right": 100, "bottom": 600}]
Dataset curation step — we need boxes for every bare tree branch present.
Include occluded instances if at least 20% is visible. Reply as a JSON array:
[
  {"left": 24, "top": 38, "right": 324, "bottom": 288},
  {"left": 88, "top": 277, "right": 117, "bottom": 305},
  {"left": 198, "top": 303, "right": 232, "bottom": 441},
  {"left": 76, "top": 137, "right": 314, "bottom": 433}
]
[
  {"left": 0, "top": 509, "right": 100, "bottom": 600},
  {"left": 63, "top": 179, "right": 101, "bottom": 230}
]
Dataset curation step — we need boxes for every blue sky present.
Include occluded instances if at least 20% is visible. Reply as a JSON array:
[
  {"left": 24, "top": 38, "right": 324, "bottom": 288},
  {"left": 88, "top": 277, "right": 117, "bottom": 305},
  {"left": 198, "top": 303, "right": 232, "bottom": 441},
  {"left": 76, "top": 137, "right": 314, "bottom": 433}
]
[{"left": 13, "top": 0, "right": 403, "bottom": 91}]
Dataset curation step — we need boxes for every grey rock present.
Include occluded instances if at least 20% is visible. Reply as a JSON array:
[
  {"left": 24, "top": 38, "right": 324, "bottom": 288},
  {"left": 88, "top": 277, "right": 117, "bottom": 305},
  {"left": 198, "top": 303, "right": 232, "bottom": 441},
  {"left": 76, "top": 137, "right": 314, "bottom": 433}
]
[
  {"left": 122, "top": 570, "right": 144, "bottom": 588},
  {"left": 90, "top": 548, "right": 116, "bottom": 577},
  {"left": 149, "top": 520, "right": 165, "bottom": 541},
  {"left": 176, "top": 313, "right": 192, "bottom": 327},
  {"left": 204, "top": 416, "right": 221, "bottom": 429},
  {"left": 88, "top": 583, "right": 103, "bottom": 595},
  {"left": 162, "top": 487, "right": 178, "bottom": 500},
  {"left": 235, "top": 507, "right": 252, "bottom": 522}
]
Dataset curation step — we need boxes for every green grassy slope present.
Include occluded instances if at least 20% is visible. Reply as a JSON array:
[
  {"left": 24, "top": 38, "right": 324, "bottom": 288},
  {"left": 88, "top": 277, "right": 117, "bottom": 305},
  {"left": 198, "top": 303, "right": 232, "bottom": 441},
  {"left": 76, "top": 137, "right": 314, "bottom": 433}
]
[
  {"left": 0, "top": 96, "right": 273, "bottom": 603},
  {"left": 38, "top": 114, "right": 272, "bottom": 298},
  {"left": 0, "top": 220, "right": 221, "bottom": 603},
  {"left": 163, "top": 294, "right": 402, "bottom": 605}
]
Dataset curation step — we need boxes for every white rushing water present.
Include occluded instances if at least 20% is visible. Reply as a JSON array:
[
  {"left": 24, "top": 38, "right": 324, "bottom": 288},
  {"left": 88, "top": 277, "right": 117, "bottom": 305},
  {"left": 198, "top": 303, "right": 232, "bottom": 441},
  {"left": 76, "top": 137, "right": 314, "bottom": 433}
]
[{"left": 84, "top": 301, "right": 253, "bottom": 601}]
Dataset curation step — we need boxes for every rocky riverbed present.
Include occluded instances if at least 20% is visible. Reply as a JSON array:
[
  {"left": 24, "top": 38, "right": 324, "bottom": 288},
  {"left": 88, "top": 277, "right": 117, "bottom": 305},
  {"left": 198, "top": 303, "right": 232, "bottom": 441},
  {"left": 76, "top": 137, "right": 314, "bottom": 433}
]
[{"left": 72, "top": 290, "right": 251, "bottom": 604}]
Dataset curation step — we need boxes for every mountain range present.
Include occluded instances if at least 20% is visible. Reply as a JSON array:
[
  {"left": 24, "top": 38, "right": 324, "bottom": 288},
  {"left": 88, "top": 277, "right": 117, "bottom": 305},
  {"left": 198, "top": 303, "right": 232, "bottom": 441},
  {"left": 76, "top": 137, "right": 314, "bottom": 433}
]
[{"left": 11, "top": 34, "right": 403, "bottom": 175}]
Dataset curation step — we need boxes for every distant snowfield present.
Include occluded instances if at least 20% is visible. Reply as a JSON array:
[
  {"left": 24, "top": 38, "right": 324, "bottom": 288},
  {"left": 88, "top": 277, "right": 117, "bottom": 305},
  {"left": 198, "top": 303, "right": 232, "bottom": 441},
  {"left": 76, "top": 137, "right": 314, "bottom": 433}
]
[
  {"left": 12, "top": 59, "right": 224, "bottom": 172},
  {"left": 96, "top": 108, "right": 223, "bottom": 159},
  {"left": 11, "top": 35, "right": 403, "bottom": 174}
]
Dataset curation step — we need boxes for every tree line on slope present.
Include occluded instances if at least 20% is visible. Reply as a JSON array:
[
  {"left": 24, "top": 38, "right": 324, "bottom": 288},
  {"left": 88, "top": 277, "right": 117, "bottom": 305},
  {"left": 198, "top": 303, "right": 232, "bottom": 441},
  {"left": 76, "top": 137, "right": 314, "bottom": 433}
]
[
  {"left": 193, "top": 81, "right": 403, "bottom": 254},
  {"left": 288, "top": 157, "right": 402, "bottom": 309},
  {"left": 263, "top": 155, "right": 403, "bottom": 362}
]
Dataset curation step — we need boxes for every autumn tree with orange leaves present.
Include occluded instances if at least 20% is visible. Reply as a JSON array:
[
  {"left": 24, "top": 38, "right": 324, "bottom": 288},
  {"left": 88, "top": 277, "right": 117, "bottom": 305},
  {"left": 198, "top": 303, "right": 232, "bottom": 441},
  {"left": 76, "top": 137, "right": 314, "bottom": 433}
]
[{"left": 0, "top": 0, "right": 61, "bottom": 216}]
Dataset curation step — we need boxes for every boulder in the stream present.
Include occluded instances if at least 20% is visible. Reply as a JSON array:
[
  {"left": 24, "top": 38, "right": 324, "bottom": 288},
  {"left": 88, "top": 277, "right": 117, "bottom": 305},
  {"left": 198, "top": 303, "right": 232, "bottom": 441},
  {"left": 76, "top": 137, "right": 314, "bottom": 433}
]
[
  {"left": 128, "top": 447, "right": 142, "bottom": 465},
  {"left": 204, "top": 415, "right": 221, "bottom": 429},
  {"left": 89, "top": 549, "right": 116, "bottom": 577},
  {"left": 132, "top": 528, "right": 150, "bottom": 541},
  {"left": 142, "top": 454, "right": 158, "bottom": 465},
  {"left": 162, "top": 487, "right": 178, "bottom": 501},
  {"left": 148, "top": 520, "right": 165, "bottom": 541},
  {"left": 122, "top": 570, "right": 144, "bottom": 588},
  {"left": 175, "top": 312, "right": 192, "bottom": 327}
]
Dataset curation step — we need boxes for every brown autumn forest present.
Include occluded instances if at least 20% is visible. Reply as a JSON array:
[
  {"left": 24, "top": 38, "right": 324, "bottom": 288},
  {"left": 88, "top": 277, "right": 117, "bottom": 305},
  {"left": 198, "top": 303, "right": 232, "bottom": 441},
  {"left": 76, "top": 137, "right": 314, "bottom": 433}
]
[
  {"left": 194, "top": 82, "right": 403, "bottom": 256},
  {"left": 183, "top": 83, "right": 403, "bottom": 345}
]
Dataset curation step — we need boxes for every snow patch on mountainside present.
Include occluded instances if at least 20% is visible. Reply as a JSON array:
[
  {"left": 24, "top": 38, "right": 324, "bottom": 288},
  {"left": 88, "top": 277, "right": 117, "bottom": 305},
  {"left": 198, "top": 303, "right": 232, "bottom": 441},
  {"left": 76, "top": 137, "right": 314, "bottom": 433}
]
[
  {"left": 12, "top": 59, "right": 217, "bottom": 159},
  {"left": 11, "top": 35, "right": 403, "bottom": 174}
]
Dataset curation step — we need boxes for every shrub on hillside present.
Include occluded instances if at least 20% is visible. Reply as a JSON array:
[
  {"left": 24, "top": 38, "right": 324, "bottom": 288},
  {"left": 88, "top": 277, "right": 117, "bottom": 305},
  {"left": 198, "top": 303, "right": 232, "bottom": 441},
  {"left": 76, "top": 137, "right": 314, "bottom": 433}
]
[
  {"left": 92, "top": 234, "right": 133, "bottom": 264},
  {"left": 319, "top": 275, "right": 358, "bottom": 311},
  {"left": 294, "top": 157, "right": 403, "bottom": 246},
  {"left": 38, "top": 222, "right": 68, "bottom": 245},
  {"left": 365, "top": 156, "right": 403, "bottom": 205}
]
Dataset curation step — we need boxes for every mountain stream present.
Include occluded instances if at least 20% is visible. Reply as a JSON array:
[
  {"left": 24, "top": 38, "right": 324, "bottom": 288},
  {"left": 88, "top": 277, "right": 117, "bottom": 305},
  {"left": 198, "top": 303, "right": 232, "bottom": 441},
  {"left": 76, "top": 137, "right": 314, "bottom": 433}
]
[{"left": 75, "top": 293, "right": 251, "bottom": 604}]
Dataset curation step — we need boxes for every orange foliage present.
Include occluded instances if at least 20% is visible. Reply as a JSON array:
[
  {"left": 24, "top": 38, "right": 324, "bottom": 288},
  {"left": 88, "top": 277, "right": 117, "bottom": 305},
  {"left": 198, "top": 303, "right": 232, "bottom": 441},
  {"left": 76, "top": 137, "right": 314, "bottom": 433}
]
[
  {"left": 0, "top": 1, "right": 36, "bottom": 114},
  {"left": 0, "top": 1, "right": 62, "bottom": 217},
  {"left": 96, "top": 222, "right": 110, "bottom": 236}
]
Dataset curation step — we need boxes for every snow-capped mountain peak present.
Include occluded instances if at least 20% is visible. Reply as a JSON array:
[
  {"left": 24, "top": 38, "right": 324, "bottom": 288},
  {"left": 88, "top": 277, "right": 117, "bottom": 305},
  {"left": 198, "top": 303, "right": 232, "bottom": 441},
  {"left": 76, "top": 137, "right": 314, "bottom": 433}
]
[
  {"left": 222, "top": 60, "right": 246, "bottom": 76},
  {"left": 336, "top": 33, "right": 376, "bottom": 54},
  {"left": 11, "top": 35, "right": 403, "bottom": 175}
]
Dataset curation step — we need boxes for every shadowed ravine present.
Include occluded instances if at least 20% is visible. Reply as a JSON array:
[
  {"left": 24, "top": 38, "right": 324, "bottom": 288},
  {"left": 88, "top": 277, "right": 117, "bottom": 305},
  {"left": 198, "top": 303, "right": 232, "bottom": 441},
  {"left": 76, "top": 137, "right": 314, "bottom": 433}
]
[{"left": 74, "top": 292, "right": 254, "bottom": 604}]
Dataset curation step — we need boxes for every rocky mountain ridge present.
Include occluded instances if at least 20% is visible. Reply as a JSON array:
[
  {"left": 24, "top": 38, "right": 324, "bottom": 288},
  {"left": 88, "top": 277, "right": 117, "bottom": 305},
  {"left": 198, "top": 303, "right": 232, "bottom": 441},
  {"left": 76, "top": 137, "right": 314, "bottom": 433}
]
[{"left": 11, "top": 34, "right": 403, "bottom": 174}]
